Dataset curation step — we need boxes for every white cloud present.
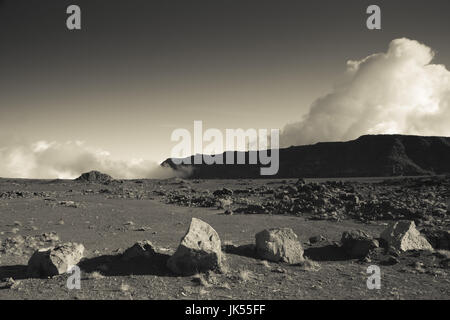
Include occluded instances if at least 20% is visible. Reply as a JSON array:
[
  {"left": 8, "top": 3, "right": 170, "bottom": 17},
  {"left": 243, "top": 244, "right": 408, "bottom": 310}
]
[
  {"left": 0, "top": 140, "right": 180, "bottom": 179},
  {"left": 281, "top": 38, "right": 450, "bottom": 147}
]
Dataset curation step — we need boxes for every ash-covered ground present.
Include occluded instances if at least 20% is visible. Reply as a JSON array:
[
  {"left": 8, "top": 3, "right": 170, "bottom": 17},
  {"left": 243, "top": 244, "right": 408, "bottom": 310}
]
[{"left": 0, "top": 174, "right": 449, "bottom": 299}]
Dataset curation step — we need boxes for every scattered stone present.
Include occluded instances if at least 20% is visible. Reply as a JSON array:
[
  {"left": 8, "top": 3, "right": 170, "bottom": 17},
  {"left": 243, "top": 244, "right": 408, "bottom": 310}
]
[
  {"left": 223, "top": 209, "right": 233, "bottom": 215},
  {"left": 411, "top": 261, "right": 426, "bottom": 273},
  {"left": 122, "top": 240, "right": 156, "bottom": 261},
  {"left": 2, "top": 277, "right": 21, "bottom": 289},
  {"left": 387, "top": 246, "right": 401, "bottom": 257},
  {"left": 192, "top": 273, "right": 213, "bottom": 287},
  {"left": 382, "top": 256, "right": 400, "bottom": 266},
  {"left": 341, "top": 230, "right": 379, "bottom": 258},
  {"left": 167, "top": 218, "right": 223, "bottom": 275},
  {"left": 59, "top": 201, "right": 79, "bottom": 208},
  {"left": 134, "top": 226, "right": 151, "bottom": 232},
  {"left": 255, "top": 228, "right": 304, "bottom": 264},
  {"left": 217, "top": 198, "right": 232, "bottom": 209},
  {"left": 380, "top": 220, "right": 433, "bottom": 252},
  {"left": 27, "top": 242, "right": 85, "bottom": 278},
  {"left": 309, "top": 235, "right": 326, "bottom": 244},
  {"left": 213, "top": 188, "right": 233, "bottom": 197},
  {"left": 297, "top": 258, "right": 321, "bottom": 272},
  {"left": 271, "top": 267, "right": 286, "bottom": 273},
  {"left": 237, "top": 269, "right": 254, "bottom": 282},
  {"left": 0, "top": 232, "right": 61, "bottom": 257},
  {"left": 88, "top": 271, "right": 105, "bottom": 280},
  {"left": 421, "top": 228, "right": 450, "bottom": 250}
]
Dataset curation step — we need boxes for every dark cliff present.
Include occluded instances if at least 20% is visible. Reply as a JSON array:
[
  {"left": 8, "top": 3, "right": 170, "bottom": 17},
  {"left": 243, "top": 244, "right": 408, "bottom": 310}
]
[{"left": 161, "top": 135, "right": 450, "bottom": 178}]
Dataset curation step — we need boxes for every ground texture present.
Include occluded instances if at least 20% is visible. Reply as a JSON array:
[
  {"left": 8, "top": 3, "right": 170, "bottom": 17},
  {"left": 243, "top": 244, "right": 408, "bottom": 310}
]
[{"left": 0, "top": 176, "right": 449, "bottom": 300}]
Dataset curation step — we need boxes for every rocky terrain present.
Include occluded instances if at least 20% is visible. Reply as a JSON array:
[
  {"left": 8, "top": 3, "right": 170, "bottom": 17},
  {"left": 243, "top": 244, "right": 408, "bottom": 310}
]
[
  {"left": 0, "top": 172, "right": 449, "bottom": 299},
  {"left": 163, "top": 134, "right": 450, "bottom": 178}
]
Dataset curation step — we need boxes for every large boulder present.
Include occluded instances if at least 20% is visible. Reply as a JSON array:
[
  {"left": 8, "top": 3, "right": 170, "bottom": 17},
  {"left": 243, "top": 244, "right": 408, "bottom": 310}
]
[
  {"left": 167, "top": 218, "right": 223, "bottom": 275},
  {"left": 27, "top": 242, "right": 85, "bottom": 278},
  {"left": 380, "top": 220, "right": 433, "bottom": 252},
  {"left": 255, "top": 228, "right": 304, "bottom": 264},
  {"left": 341, "top": 230, "right": 379, "bottom": 258},
  {"left": 75, "top": 171, "right": 113, "bottom": 183},
  {"left": 122, "top": 240, "right": 156, "bottom": 261}
]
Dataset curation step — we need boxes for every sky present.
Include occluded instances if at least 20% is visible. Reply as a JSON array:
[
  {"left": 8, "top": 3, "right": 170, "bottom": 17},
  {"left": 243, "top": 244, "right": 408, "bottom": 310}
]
[{"left": 0, "top": 0, "right": 449, "bottom": 178}]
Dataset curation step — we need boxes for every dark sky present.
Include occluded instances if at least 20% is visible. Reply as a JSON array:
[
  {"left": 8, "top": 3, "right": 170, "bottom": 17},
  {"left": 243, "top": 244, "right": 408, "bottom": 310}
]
[{"left": 0, "top": 0, "right": 449, "bottom": 163}]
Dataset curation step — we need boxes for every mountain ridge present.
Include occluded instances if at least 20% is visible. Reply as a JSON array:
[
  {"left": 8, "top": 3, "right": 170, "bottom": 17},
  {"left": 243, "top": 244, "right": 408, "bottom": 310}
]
[{"left": 161, "top": 134, "right": 450, "bottom": 178}]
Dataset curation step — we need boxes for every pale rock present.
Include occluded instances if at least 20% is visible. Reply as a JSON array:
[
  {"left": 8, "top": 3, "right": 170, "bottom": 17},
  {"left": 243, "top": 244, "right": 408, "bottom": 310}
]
[
  {"left": 167, "top": 218, "right": 223, "bottom": 275},
  {"left": 255, "top": 228, "right": 304, "bottom": 264},
  {"left": 380, "top": 220, "right": 433, "bottom": 252}
]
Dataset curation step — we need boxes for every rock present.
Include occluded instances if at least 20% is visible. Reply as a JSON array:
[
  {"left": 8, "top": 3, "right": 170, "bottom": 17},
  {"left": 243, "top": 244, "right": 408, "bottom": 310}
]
[
  {"left": 411, "top": 261, "right": 427, "bottom": 273},
  {"left": 2, "top": 277, "right": 21, "bottom": 290},
  {"left": 75, "top": 171, "right": 113, "bottom": 183},
  {"left": 382, "top": 256, "right": 400, "bottom": 265},
  {"left": 380, "top": 220, "right": 433, "bottom": 252},
  {"left": 213, "top": 188, "right": 233, "bottom": 197},
  {"left": 27, "top": 242, "right": 85, "bottom": 278},
  {"left": 387, "top": 246, "right": 401, "bottom": 257},
  {"left": 297, "top": 258, "right": 321, "bottom": 272},
  {"left": 59, "top": 200, "right": 79, "bottom": 208},
  {"left": 167, "top": 218, "right": 223, "bottom": 275},
  {"left": 309, "top": 235, "right": 326, "bottom": 244},
  {"left": 217, "top": 198, "right": 233, "bottom": 209},
  {"left": 122, "top": 240, "right": 156, "bottom": 261},
  {"left": 255, "top": 228, "right": 304, "bottom": 264},
  {"left": 224, "top": 209, "right": 233, "bottom": 215},
  {"left": 341, "top": 230, "right": 379, "bottom": 258},
  {"left": 421, "top": 228, "right": 450, "bottom": 250},
  {"left": 441, "top": 258, "right": 450, "bottom": 269}
]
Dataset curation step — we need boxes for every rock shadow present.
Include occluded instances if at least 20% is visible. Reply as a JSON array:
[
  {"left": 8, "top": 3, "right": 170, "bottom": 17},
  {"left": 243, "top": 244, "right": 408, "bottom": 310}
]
[
  {"left": 0, "top": 265, "right": 29, "bottom": 284},
  {"left": 78, "top": 252, "right": 175, "bottom": 277},
  {"left": 222, "top": 244, "right": 259, "bottom": 259},
  {"left": 304, "top": 245, "right": 349, "bottom": 261}
]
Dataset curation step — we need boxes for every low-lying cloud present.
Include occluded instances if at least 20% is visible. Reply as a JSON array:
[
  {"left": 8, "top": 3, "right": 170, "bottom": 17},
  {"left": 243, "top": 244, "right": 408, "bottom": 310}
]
[
  {"left": 281, "top": 38, "right": 450, "bottom": 147},
  {"left": 0, "top": 139, "right": 180, "bottom": 179}
]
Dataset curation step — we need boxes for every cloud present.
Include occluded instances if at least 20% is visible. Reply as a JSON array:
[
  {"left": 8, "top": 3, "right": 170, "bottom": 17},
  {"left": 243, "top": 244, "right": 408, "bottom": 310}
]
[
  {"left": 0, "top": 139, "right": 181, "bottom": 179},
  {"left": 281, "top": 38, "right": 450, "bottom": 147}
]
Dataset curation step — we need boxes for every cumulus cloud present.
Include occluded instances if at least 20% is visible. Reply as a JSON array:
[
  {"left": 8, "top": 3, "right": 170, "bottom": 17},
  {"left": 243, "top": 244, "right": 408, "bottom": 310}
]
[
  {"left": 281, "top": 38, "right": 450, "bottom": 147},
  {"left": 0, "top": 139, "right": 181, "bottom": 179}
]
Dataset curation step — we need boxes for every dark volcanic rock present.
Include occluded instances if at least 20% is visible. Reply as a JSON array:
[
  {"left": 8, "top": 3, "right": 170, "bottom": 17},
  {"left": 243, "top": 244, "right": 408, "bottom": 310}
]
[
  {"left": 167, "top": 218, "right": 223, "bottom": 275},
  {"left": 122, "top": 240, "right": 157, "bottom": 261},
  {"left": 75, "top": 171, "right": 113, "bottom": 183},
  {"left": 213, "top": 188, "right": 233, "bottom": 197},
  {"left": 309, "top": 235, "right": 326, "bottom": 244},
  {"left": 421, "top": 228, "right": 450, "bottom": 250},
  {"left": 341, "top": 230, "right": 379, "bottom": 258},
  {"left": 162, "top": 134, "right": 450, "bottom": 179}
]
